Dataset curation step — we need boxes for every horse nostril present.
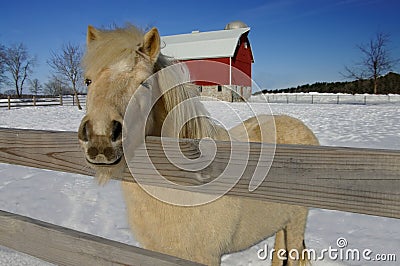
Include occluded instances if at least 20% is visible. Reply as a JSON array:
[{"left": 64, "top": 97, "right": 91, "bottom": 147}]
[
  {"left": 111, "top": 120, "right": 122, "bottom": 142},
  {"left": 78, "top": 121, "right": 89, "bottom": 142},
  {"left": 103, "top": 147, "right": 115, "bottom": 159},
  {"left": 87, "top": 147, "right": 99, "bottom": 158}
]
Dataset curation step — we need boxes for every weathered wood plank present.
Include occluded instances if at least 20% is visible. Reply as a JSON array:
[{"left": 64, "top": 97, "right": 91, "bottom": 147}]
[
  {"left": 0, "top": 128, "right": 95, "bottom": 176},
  {"left": 0, "top": 128, "right": 399, "bottom": 219},
  {"left": 132, "top": 137, "right": 400, "bottom": 218},
  {"left": 0, "top": 210, "right": 203, "bottom": 266}
]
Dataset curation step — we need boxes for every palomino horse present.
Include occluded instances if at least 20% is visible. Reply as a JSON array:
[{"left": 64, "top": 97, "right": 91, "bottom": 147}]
[{"left": 78, "top": 25, "right": 319, "bottom": 266}]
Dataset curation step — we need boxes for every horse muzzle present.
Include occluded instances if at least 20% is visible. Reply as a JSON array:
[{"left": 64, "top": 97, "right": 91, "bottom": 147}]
[{"left": 78, "top": 117, "right": 124, "bottom": 167}]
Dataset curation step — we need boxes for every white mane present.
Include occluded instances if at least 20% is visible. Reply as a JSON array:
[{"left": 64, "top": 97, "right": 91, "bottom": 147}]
[{"left": 154, "top": 55, "right": 218, "bottom": 140}]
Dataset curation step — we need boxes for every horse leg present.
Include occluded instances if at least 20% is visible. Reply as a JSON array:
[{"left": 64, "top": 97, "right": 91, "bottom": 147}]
[
  {"left": 284, "top": 210, "right": 308, "bottom": 266},
  {"left": 272, "top": 229, "right": 287, "bottom": 266}
]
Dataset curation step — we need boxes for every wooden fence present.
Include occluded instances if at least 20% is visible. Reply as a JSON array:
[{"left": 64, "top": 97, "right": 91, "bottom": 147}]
[
  {"left": 0, "top": 210, "right": 201, "bottom": 266},
  {"left": 0, "top": 128, "right": 399, "bottom": 264},
  {"left": 0, "top": 95, "right": 86, "bottom": 109}
]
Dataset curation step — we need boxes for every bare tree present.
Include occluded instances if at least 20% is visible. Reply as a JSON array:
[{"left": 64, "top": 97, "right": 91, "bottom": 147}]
[
  {"left": 29, "top": 78, "right": 42, "bottom": 96},
  {"left": 3, "top": 43, "right": 36, "bottom": 97},
  {"left": 44, "top": 75, "right": 67, "bottom": 96},
  {"left": 0, "top": 44, "right": 6, "bottom": 85},
  {"left": 342, "top": 32, "right": 399, "bottom": 94},
  {"left": 48, "top": 43, "right": 83, "bottom": 109}
]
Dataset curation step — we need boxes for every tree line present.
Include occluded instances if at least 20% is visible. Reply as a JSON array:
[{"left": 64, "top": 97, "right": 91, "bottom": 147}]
[
  {"left": 0, "top": 42, "right": 84, "bottom": 109},
  {"left": 265, "top": 72, "right": 400, "bottom": 95}
]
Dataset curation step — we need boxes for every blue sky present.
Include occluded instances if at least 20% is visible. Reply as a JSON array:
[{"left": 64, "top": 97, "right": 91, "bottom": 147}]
[{"left": 1, "top": 0, "right": 399, "bottom": 91}]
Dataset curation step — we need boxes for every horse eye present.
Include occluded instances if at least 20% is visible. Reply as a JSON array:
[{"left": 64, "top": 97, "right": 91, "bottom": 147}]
[
  {"left": 85, "top": 79, "right": 92, "bottom": 86},
  {"left": 141, "top": 81, "right": 151, "bottom": 89}
]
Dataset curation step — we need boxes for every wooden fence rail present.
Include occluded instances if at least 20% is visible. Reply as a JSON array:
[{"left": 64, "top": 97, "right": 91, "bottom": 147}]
[
  {"left": 0, "top": 127, "right": 399, "bottom": 219},
  {"left": 0, "top": 210, "right": 202, "bottom": 266}
]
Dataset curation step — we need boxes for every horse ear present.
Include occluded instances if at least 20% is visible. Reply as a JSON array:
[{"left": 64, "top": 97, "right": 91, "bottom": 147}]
[
  {"left": 87, "top": 25, "right": 99, "bottom": 44},
  {"left": 141, "top": 27, "right": 160, "bottom": 62}
]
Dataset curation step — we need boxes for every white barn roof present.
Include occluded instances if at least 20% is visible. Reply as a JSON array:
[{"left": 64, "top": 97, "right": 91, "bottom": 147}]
[{"left": 160, "top": 27, "right": 250, "bottom": 60}]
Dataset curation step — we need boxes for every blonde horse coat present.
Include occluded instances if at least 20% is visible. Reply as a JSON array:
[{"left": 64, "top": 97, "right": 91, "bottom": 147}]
[{"left": 79, "top": 25, "right": 319, "bottom": 266}]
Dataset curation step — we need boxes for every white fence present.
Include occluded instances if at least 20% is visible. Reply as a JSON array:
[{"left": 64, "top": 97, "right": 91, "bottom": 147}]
[
  {"left": 0, "top": 95, "right": 86, "bottom": 109},
  {"left": 251, "top": 93, "right": 400, "bottom": 105}
]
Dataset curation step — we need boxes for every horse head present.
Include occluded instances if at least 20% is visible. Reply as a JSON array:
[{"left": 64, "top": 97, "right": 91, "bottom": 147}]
[{"left": 78, "top": 25, "right": 161, "bottom": 184}]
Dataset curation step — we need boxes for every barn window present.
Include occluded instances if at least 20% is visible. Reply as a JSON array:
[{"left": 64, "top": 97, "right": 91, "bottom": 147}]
[
  {"left": 217, "top": 85, "right": 222, "bottom": 92},
  {"left": 244, "top": 42, "right": 248, "bottom": 49}
]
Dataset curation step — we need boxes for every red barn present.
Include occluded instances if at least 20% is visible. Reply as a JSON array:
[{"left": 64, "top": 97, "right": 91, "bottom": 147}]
[{"left": 161, "top": 21, "right": 254, "bottom": 101}]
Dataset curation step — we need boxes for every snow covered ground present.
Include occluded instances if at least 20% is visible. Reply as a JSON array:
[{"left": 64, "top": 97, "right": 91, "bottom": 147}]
[{"left": 0, "top": 100, "right": 399, "bottom": 265}]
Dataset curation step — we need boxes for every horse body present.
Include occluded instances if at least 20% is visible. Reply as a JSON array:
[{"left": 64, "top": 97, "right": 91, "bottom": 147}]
[{"left": 79, "top": 25, "right": 318, "bottom": 266}]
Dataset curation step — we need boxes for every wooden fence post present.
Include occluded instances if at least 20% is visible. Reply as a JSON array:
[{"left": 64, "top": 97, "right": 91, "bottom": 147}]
[
  {"left": 59, "top": 95, "right": 63, "bottom": 106},
  {"left": 7, "top": 96, "right": 11, "bottom": 110},
  {"left": 33, "top": 96, "right": 36, "bottom": 106}
]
